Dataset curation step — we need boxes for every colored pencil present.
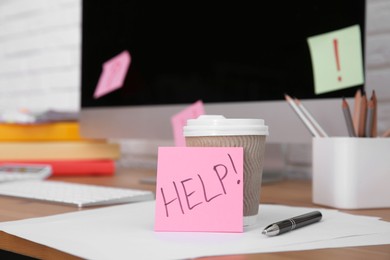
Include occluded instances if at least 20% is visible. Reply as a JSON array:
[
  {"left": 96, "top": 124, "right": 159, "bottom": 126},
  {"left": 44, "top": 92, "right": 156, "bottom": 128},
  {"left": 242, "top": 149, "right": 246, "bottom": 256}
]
[
  {"left": 352, "top": 89, "right": 362, "bottom": 135},
  {"left": 370, "top": 90, "right": 377, "bottom": 137},
  {"left": 342, "top": 98, "right": 356, "bottom": 137},
  {"left": 365, "top": 99, "right": 374, "bottom": 137},
  {"left": 357, "top": 93, "right": 367, "bottom": 137}
]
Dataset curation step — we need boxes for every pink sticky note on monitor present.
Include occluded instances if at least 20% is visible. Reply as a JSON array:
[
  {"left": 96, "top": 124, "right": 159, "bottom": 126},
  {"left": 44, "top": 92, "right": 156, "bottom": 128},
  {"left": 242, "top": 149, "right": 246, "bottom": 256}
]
[
  {"left": 94, "top": 50, "right": 131, "bottom": 99},
  {"left": 171, "top": 100, "right": 205, "bottom": 146},
  {"left": 155, "top": 147, "right": 244, "bottom": 233}
]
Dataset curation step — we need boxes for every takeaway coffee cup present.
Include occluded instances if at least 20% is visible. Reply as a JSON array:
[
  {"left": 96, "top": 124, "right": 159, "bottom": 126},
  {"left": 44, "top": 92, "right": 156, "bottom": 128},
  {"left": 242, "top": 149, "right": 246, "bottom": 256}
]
[{"left": 183, "top": 115, "right": 269, "bottom": 226}]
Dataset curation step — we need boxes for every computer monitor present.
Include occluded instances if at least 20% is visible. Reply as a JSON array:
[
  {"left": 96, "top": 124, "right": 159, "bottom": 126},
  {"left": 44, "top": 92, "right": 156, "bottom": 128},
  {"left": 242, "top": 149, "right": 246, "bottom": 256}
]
[{"left": 80, "top": 0, "right": 365, "bottom": 144}]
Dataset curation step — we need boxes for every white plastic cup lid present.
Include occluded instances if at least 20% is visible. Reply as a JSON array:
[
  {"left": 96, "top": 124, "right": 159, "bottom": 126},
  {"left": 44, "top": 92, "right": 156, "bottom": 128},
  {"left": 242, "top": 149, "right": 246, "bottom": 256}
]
[{"left": 183, "top": 115, "right": 269, "bottom": 137}]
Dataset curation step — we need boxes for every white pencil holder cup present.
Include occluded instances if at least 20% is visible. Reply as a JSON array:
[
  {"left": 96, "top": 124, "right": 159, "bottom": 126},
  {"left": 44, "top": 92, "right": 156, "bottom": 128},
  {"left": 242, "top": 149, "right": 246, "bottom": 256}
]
[{"left": 312, "top": 137, "right": 390, "bottom": 209}]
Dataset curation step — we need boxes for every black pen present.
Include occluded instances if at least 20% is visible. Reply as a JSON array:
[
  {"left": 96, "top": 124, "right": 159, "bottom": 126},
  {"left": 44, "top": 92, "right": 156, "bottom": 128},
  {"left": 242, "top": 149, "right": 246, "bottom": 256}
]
[{"left": 262, "top": 211, "right": 322, "bottom": 236}]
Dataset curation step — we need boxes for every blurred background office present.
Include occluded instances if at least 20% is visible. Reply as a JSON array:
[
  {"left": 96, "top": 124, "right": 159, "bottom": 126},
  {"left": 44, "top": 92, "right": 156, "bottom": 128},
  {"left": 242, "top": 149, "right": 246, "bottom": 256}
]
[{"left": 0, "top": 0, "right": 389, "bottom": 179}]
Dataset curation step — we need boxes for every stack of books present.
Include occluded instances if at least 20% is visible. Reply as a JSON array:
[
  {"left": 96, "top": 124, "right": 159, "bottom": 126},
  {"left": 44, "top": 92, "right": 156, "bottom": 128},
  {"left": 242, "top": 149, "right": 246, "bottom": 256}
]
[{"left": 0, "top": 122, "right": 120, "bottom": 176}]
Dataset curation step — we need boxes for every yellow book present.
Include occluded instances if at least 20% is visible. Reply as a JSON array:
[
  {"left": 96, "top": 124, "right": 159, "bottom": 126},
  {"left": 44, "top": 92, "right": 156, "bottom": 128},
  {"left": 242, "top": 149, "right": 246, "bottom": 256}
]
[
  {"left": 0, "top": 140, "right": 120, "bottom": 160},
  {"left": 0, "top": 122, "right": 83, "bottom": 141}
]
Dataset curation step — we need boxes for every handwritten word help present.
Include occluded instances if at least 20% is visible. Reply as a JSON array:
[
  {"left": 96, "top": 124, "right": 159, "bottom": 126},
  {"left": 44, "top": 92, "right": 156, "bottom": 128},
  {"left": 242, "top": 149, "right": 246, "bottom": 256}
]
[{"left": 154, "top": 147, "right": 243, "bottom": 233}]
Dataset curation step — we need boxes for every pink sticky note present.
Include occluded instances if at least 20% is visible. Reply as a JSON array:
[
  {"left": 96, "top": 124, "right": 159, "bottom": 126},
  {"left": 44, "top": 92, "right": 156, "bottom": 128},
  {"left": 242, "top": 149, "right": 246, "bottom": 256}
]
[
  {"left": 94, "top": 50, "right": 131, "bottom": 99},
  {"left": 155, "top": 147, "right": 244, "bottom": 233},
  {"left": 171, "top": 100, "right": 205, "bottom": 146}
]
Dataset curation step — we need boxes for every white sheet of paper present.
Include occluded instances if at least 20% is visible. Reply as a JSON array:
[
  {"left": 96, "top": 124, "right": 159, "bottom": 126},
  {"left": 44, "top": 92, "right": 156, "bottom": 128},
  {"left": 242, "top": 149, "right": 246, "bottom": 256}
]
[{"left": 0, "top": 201, "right": 389, "bottom": 260}]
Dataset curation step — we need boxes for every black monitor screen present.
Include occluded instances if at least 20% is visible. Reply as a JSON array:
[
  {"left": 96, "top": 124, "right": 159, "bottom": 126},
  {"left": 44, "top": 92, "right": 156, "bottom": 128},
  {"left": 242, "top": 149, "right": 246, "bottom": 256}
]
[{"left": 81, "top": 0, "right": 365, "bottom": 108}]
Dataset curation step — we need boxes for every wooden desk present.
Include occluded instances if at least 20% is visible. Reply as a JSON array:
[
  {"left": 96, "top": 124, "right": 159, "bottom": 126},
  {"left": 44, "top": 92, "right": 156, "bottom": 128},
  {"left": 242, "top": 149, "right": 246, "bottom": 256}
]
[{"left": 0, "top": 168, "right": 389, "bottom": 260}]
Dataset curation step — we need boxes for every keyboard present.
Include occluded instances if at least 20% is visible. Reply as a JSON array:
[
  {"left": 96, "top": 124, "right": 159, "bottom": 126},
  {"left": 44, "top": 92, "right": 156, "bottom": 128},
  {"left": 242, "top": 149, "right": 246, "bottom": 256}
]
[{"left": 0, "top": 180, "right": 154, "bottom": 208}]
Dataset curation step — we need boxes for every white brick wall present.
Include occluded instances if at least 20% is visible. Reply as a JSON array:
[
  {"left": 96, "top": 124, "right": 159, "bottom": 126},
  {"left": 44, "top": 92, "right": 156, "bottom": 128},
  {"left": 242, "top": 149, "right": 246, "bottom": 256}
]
[
  {"left": 365, "top": 0, "right": 390, "bottom": 135},
  {"left": 0, "top": 0, "right": 81, "bottom": 112}
]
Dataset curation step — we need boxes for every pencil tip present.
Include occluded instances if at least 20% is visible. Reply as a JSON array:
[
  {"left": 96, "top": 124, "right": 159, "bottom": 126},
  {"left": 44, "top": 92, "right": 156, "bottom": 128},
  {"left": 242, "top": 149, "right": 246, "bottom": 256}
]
[{"left": 355, "top": 89, "right": 362, "bottom": 98}]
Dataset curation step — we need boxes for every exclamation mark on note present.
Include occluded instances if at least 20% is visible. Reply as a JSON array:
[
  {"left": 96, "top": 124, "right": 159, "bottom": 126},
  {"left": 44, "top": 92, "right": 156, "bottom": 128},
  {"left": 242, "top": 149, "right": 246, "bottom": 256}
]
[
  {"left": 333, "top": 38, "right": 342, "bottom": 82},
  {"left": 227, "top": 153, "right": 240, "bottom": 185}
]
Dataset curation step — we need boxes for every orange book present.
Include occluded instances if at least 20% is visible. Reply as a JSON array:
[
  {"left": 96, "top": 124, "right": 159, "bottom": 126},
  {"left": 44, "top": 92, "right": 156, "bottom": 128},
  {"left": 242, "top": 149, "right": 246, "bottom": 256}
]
[
  {"left": 0, "top": 160, "right": 116, "bottom": 176},
  {"left": 0, "top": 140, "right": 120, "bottom": 160},
  {"left": 0, "top": 122, "right": 83, "bottom": 141}
]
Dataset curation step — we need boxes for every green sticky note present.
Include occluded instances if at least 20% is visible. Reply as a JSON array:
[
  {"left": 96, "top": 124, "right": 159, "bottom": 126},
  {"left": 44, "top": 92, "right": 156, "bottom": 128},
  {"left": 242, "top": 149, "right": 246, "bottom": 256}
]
[{"left": 307, "top": 25, "right": 364, "bottom": 95}]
